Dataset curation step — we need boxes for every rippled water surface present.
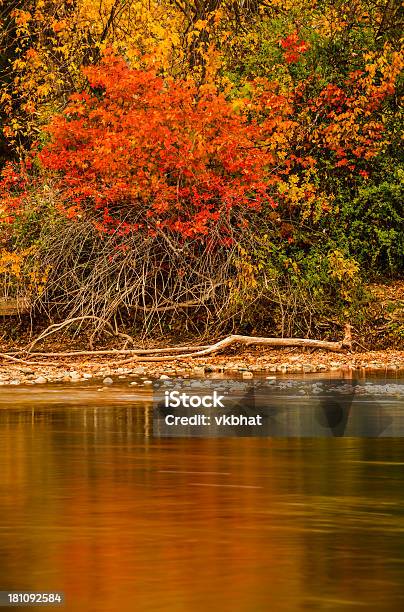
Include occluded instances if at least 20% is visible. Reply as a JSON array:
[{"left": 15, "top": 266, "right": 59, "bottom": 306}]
[{"left": 0, "top": 378, "right": 404, "bottom": 611}]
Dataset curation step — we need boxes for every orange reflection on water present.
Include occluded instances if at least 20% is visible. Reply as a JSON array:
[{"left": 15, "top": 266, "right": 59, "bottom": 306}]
[{"left": 0, "top": 400, "right": 404, "bottom": 611}]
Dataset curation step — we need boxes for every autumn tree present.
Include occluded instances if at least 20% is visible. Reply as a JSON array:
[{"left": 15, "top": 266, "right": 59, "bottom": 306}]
[
  {"left": 0, "top": 0, "right": 182, "bottom": 159},
  {"left": 0, "top": 0, "right": 402, "bottom": 340},
  {"left": 4, "top": 52, "right": 284, "bottom": 235}
]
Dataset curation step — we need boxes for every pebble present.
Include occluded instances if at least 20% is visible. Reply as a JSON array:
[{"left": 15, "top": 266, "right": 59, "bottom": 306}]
[
  {"left": 102, "top": 377, "right": 113, "bottom": 385},
  {"left": 242, "top": 371, "right": 254, "bottom": 379},
  {"left": 35, "top": 376, "right": 47, "bottom": 384},
  {"left": 160, "top": 374, "right": 170, "bottom": 380},
  {"left": 130, "top": 367, "right": 145, "bottom": 375}
]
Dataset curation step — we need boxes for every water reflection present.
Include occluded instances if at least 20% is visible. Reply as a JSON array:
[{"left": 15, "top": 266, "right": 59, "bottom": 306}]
[{"left": 0, "top": 385, "right": 404, "bottom": 611}]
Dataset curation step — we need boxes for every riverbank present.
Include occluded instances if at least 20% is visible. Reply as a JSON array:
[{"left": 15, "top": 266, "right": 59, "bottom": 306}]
[{"left": 0, "top": 347, "right": 403, "bottom": 386}]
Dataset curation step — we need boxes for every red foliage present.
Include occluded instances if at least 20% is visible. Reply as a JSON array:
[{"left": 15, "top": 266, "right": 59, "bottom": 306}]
[
  {"left": 35, "top": 52, "right": 277, "bottom": 238},
  {"left": 280, "top": 32, "right": 310, "bottom": 64},
  {"left": 1, "top": 49, "right": 397, "bottom": 236},
  {"left": 0, "top": 162, "right": 29, "bottom": 224}
]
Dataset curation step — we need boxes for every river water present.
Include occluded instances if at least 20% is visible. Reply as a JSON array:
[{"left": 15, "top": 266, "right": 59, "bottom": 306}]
[{"left": 0, "top": 377, "right": 404, "bottom": 611}]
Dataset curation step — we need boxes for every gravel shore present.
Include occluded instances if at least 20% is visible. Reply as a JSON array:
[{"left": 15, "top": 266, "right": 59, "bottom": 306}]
[{"left": 0, "top": 348, "right": 403, "bottom": 386}]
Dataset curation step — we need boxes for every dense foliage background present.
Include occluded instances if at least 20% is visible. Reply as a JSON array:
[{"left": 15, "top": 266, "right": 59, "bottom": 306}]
[{"left": 0, "top": 0, "right": 402, "bottom": 344}]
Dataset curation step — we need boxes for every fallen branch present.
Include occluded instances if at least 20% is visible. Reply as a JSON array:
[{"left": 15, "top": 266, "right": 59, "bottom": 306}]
[
  {"left": 164, "top": 333, "right": 348, "bottom": 358},
  {"left": 134, "top": 336, "right": 346, "bottom": 363},
  {"left": 0, "top": 353, "right": 60, "bottom": 366},
  {"left": 8, "top": 345, "right": 210, "bottom": 358},
  {"left": 86, "top": 327, "right": 352, "bottom": 366},
  {"left": 1, "top": 325, "right": 352, "bottom": 368}
]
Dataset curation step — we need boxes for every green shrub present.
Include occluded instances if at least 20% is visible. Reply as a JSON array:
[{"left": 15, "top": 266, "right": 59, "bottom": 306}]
[{"left": 340, "top": 170, "right": 404, "bottom": 276}]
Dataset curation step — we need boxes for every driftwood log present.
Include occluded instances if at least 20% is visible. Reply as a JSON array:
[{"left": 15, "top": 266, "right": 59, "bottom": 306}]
[
  {"left": 100, "top": 325, "right": 352, "bottom": 365},
  {"left": 0, "top": 297, "right": 30, "bottom": 316},
  {"left": 0, "top": 324, "right": 352, "bottom": 366}
]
